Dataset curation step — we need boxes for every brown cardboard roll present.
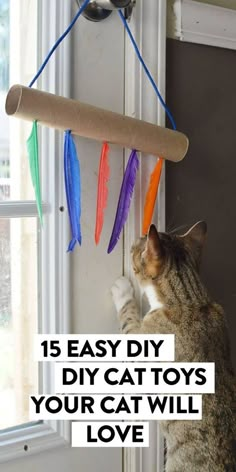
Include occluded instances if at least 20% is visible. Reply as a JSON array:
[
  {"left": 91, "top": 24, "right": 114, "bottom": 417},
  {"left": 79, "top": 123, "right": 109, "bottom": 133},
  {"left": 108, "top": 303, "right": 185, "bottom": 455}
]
[{"left": 5, "top": 84, "right": 189, "bottom": 162}]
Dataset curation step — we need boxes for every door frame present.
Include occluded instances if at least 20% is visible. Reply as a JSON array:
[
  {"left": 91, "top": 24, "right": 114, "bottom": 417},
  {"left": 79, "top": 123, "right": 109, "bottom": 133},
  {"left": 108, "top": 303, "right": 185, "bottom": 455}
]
[{"left": 124, "top": 1, "right": 167, "bottom": 471}]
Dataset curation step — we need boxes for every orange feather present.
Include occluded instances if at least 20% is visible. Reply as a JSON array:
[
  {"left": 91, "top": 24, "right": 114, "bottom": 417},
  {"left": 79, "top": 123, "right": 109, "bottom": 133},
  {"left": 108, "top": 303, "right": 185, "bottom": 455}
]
[
  {"left": 95, "top": 142, "right": 110, "bottom": 245},
  {"left": 142, "top": 157, "right": 163, "bottom": 235}
]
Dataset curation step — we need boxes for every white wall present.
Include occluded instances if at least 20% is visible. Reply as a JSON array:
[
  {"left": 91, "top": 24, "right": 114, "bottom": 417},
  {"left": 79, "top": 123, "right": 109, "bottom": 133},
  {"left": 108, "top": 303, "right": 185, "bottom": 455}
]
[
  {"left": 195, "top": 0, "right": 236, "bottom": 8},
  {"left": 2, "top": 445, "right": 119, "bottom": 472},
  {"left": 167, "top": 0, "right": 236, "bottom": 38}
]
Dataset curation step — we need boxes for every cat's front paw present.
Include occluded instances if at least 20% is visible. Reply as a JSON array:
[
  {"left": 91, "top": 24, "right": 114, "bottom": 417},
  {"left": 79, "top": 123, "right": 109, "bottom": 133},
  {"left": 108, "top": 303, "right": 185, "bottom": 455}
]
[{"left": 111, "top": 276, "right": 134, "bottom": 313}]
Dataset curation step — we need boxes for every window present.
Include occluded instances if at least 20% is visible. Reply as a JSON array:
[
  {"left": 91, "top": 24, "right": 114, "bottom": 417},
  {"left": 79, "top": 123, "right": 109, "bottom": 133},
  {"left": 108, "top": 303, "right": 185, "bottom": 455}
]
[
  {"left": 0, "top": 0, "right": 70, "bottom": 461},
  {"left": 0, "top": 217, "right": 38, "bottom": 430},
  {"left": 0, "top": 0, "right": 9, "bottom": 202},
  {"left": 0, "top": 0, "right": 38, "bottom": 431}
]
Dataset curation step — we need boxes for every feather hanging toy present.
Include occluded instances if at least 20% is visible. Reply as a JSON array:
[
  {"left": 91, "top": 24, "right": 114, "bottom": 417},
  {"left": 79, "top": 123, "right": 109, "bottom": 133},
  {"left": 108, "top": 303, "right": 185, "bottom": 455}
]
[
  {"left": 142, "top": 157, "right": 163, "bottom": 235},
  {"left": 25, "top": 0, "right": 177, "bottom": 252},
  {"left": 108, "top": 150, "right": 139, "bottom": 254},
  {"left": 64, "top": 130, "right": 82, "bottom": 251},
  {"left": 95, "top": 142, "right": 110, "bottom": 245}
]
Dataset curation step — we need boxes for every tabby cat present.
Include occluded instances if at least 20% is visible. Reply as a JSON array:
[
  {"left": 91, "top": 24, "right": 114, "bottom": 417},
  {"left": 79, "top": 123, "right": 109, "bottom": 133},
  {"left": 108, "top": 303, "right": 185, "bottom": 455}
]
[{"left": 111, "top": 222, "right": 236, "bottom": 472}]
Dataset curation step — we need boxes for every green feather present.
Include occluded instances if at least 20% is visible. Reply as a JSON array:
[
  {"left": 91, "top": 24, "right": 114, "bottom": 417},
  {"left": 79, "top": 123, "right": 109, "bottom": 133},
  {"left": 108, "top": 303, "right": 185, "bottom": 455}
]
[{"left": 26, "top": 121, "right": 43, "bottom": 226}]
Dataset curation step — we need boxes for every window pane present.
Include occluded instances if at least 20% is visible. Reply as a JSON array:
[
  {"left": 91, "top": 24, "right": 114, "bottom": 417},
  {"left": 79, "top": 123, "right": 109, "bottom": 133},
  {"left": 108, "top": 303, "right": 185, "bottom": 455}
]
[
  {"left": 0, "top": 0, "right": 38, "bottom": 202},
  {"left": 0, "top": 217, "right": 38, "bottom": 430}
]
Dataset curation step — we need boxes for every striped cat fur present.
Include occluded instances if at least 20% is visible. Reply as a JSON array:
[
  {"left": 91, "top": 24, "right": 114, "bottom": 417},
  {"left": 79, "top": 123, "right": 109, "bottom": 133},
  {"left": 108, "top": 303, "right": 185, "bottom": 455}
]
[{"left": 111, "top": 222, "right": 236, "bottom": 472}]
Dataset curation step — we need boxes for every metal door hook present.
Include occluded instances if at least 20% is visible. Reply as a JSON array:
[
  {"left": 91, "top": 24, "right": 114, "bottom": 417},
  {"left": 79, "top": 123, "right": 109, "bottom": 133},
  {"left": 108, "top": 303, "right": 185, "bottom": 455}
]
[{"left": 76, "top": 0, "right": 136, "bottom": 22}]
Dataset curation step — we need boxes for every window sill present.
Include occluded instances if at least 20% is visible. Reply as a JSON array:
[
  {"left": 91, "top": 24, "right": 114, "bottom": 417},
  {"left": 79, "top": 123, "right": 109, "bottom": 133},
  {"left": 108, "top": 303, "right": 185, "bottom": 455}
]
[{"left": 0, "top": 421, "right": 69, "bottom": 463}]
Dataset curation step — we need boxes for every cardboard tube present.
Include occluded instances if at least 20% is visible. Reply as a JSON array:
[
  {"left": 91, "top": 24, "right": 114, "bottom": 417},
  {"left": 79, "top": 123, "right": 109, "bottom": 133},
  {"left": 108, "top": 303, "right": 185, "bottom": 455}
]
[{"left": 5, "top": 84, "right": 189, "bottom": 162}]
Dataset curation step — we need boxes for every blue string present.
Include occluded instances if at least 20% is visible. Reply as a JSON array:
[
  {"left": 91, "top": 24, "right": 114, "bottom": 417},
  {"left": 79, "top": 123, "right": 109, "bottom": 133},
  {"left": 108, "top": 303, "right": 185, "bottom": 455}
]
[
  {"left": 28, "top": 0, "right": 176, "bottom": 131},
  {"left": 29, "top": 0, "right": 91, "bottom": 88},
  {"left": 118, "top": 10, "right": 176, "bottom": 131}
]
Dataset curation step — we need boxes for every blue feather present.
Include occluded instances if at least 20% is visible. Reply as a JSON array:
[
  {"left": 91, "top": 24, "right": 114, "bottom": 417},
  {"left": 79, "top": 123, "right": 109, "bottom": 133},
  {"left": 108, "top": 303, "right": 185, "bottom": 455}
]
[
  {"left": 108, "top": 150, "right": 139, "bottom": 253},
  {"left": 64, "top": 130, "right": 82, "bottom": 251}
]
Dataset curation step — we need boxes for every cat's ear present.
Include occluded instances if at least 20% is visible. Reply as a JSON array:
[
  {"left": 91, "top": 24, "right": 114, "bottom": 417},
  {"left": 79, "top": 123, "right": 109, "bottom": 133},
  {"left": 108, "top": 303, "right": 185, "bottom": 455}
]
[
  {"left": 145, "top": 224, "right": 163, "bottom": 259},
  {"left": 182, "top": 221, "right": 207, "bottom": 262}
]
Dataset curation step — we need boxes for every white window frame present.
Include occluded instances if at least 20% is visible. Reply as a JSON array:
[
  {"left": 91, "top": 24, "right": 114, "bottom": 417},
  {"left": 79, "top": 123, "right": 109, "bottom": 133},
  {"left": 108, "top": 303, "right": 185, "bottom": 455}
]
[
  {"left": 0, "top": 0, "right": 71, "bottom": 463},
  {"left": 168, "top": 0, "right": 236, "bottom": 50}
]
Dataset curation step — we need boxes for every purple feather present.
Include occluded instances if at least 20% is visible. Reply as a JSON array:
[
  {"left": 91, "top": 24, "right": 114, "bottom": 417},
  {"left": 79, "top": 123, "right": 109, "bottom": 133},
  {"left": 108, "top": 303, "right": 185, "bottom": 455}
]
[{"left": 108, "top": 150, "right": 139, "bottom": 253}]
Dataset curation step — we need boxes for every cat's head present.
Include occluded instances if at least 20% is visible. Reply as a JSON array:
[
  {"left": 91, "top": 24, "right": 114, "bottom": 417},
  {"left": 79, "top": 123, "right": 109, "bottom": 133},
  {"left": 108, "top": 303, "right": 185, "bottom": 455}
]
[{"left": 131, "top": 221, "right": 207, "bottom": 289}]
